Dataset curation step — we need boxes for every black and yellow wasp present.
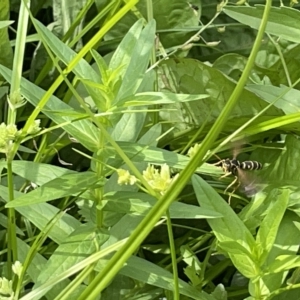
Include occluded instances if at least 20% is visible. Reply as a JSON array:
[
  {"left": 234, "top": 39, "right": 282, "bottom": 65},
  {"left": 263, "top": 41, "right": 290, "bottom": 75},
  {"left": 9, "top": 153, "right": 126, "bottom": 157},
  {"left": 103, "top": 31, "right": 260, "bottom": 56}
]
[{"left": 214, "top": 151, "right": 263, "bottom": 199}]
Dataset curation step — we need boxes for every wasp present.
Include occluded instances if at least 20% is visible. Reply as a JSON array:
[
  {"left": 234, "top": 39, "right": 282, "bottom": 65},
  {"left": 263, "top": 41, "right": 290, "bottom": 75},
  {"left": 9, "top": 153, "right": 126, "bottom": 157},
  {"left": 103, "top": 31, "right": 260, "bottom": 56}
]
[
  {"left": 214, "top": 157, "right": 263, "bottom": 200},
  {"left": 215, "top": 159, "right": 262, "bottom": 175}
]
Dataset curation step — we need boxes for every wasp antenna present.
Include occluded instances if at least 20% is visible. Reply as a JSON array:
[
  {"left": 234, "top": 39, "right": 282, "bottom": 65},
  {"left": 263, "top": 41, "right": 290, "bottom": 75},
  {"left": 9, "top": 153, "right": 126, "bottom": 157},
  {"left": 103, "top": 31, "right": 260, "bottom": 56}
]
[
  {"left": 214, "top": 154, "right": 222, "bottom": 161},
  {"left": 232, "top": 140, "right": 243, "bottom": 159}
]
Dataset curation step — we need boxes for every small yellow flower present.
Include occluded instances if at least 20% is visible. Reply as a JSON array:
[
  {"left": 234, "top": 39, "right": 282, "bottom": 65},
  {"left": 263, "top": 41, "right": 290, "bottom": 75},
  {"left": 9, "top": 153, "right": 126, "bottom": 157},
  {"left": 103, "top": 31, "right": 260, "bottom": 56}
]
[
  {"left": 0, "top": 123, "right": 8, "bottom": 151},
  {"left": 187, "top": 143, "right": 200, "bottom": 158},
  {"left": 0, "top": 277, "right": 13, "bottom": 297},
  {"left": 0, "top": 122, "right": 7, "bottom": 139},
  {"left": 27, "top": 119, "right": 41, "bottom": 135},
  {"left": 143, "top": 164, "right": 178, "bottom": 195},
  {"left": 6, "top": 124, "right": 18, "bottom": 139},
  {"left": 0, "top": 137, "right": 6, "bottom": 148},
  {"left": 7, "top": 90, "right": 26, "bottom": 109},
  {"left": 12, "top": 261, "right": 23, "bottom": 277},
  {"left": 117, "top": 169, "right": 137, "bottom": 185}
]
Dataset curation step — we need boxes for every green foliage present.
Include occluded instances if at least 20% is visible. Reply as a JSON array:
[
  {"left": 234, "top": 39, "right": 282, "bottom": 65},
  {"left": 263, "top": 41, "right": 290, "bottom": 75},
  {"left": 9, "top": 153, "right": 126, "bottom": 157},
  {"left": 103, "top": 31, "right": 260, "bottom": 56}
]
[
  {"left": 224, "top": 6, "right": 300, "bottom": 44},
  {"left": 1, "top": 0, "right": 300, "bottom": 299}
]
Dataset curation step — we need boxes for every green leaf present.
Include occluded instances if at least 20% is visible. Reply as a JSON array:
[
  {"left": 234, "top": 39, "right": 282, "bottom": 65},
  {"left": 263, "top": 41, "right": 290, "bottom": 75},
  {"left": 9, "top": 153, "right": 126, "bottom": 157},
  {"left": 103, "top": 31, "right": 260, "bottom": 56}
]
[
  {"left": 0, "top": 0, "right": 13, "bottom": 70},
  {"left": 90, "top": 49, "right": 109, "bottom": 84},
  {"left": 217, "top": 241, "right": 258, "bottom": 279},
  {"left": 249, "top": 211, "right": 300, "bottom": 295},
  {"left": 110, "top": 109, "right": 146, "bottom": 143},
  {"left": 0, "top": 20, "right": 14, "bottom": 29},
  {"left": 102, "top": 214, "right": 144, "bottom": 247},
  {"left": 219, "top": 241, "right": 254, "bottom": 257},
  {"left": 109, "top": 18, "right": 144, "bottom": 75},
  {"left": 114, "top": 142, "right": 222, "bottom": 176},
  {"left": 192, "top": 174, "right": 256, "bottom": 249},
  {"left": 17, "top": 238, "right": 47, "bottom": 282},
  {"left": 213, "top": 53, "right": 249, "bottom": 81},
  {"left": 269, "top": 255, "right": 300, "bottom": 274},
  {"left": 34, "top": 224, "right": 109, "bottom": 299},
  {"left": 211, "top": 284, "right": 227, "bottom": 300},
  {"left": 114, "top": 20, "right": 156, "bottom": 104},
  {"left": 120, "top": 256, "right": 215, "bottom": 300},
  {"left": 158, "top": 58, "right": 282, "bottom": 133},
  {"left": 0, "top": 213, "right": 23, "bottom": 235},
  {"left": 94, "top": 212, "right": 214, "bottom": 299},
  {"left": 224, "top": 6, "right": 300, "bottom": 44},
  {"left": 101, "top": 191, "right": 222, "bottom": 219},
  {"left": 0, "top": 66, "right": 101, "bottom": 152},
  {"left": 7, "top": 160, "right": 75, "bottom": 185},
  {"left": 256, "top": 189, "right": 290, "bottom": 264},
  {"left": 261, "top": 135, "right": 300, "bottom": 187},
  {"left": 1, "top": 186, "right": 79, "bottom": 244},
  {"left": 192, "top": 175, "right": 259, "bottom": 278},
  {"left": 18, "top": 145, "right": 38, "bottom": 154},
  {"left": 32, "top": 19, "right": 99, "bottom": 82},
  {"left": 138, "top": 123, "right": 161, "bottom": 146},
  {"left": 100, "top": 274, "right": 135, "bottom": 299},
  {"left": 5, "top": 172, "right": 100, "bottom": 208},
  {"left": 106, "top": 0, "right": 200, "bottom": 49},
  {"left": 246, "top": 84, "right": 300, "bottom": 115},
  {"left": 118, "top": 92, "right": 209, "bottom": 107}
]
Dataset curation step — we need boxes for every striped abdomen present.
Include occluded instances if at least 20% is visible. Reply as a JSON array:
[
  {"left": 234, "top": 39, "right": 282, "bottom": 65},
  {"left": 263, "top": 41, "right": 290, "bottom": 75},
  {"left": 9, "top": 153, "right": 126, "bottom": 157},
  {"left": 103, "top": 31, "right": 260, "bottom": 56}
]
[{"left": 239, "top": 161, "right": 262, "bottom": 171}]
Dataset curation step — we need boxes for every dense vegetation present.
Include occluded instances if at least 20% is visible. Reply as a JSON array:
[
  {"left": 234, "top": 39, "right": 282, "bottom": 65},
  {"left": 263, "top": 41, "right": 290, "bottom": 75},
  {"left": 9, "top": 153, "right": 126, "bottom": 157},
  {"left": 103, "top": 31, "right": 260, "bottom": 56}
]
[{"left": 1, "top": 0, "right": 300, "bottom": 299}]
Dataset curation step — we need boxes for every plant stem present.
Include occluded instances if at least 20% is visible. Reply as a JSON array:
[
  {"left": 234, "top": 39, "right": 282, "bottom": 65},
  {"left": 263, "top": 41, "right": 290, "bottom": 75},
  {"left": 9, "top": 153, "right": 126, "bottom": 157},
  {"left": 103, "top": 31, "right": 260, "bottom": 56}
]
[
  {"left": 75, "top": 1, "right": 272, "bottom": 298},
  {"left": 166, "top": 210, "right": 180, "bottom": 299}
]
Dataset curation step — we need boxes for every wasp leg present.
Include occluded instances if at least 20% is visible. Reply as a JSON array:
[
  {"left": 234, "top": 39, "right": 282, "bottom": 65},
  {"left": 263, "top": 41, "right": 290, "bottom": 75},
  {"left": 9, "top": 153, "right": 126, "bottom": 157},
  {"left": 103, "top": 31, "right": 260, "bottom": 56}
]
[
  {"left": 219, "top": 172, "right": 232, "bottom": 179},
  {"left": 224, "top": 176, "right": 238, "bottom": 193},
  {"left": 225, "top": 176, "right": 240, "bottom": 205},
  {"left": 213, "top": 161, "right": 223, "bottom": 166}
]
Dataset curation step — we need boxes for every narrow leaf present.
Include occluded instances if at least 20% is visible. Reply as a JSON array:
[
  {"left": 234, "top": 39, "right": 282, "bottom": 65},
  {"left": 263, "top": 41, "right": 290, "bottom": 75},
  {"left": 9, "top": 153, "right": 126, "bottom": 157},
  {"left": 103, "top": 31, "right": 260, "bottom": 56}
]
[
  {"left": 269, "top": 255, "right": 300, "bottom": 274},
  {"left": 114, "top": 20, "right": 156, "bottom": 103},
  {"left": 224, "top": 6, "right": 300, "bottom": 44},
  {"left": 118, "top": 92, "right": 209, "bottom": 107},
  {"left": 102, "top": 191, "right": 222, "bottom": 219},
  {"left": 5, "top": 172, "right": 100, "bottom": 208},
  {"left": 256, "top": 189, "right": 290, "bottom": 263}
]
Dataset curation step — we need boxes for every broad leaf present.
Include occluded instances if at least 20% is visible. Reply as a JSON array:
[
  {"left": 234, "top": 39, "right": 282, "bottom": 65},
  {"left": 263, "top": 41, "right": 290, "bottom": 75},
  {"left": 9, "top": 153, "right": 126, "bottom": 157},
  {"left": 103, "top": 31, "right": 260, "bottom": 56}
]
[
  {"left": 192, "top": 175, "right": 259, "bottom": 278},
  {"left": 246, "top": 84, "right": 300, "bottom": 115},
  {"left": 224, "top": 6, "right": 300, "bottom": 44}
]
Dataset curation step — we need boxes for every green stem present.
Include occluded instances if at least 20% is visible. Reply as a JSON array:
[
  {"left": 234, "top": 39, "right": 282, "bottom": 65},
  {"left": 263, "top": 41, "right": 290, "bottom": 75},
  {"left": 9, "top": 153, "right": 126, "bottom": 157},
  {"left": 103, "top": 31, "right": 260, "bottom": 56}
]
[
  {"left": 166, "top": 210, "right": 180, "bottom": 300},
  {"left": 6, "top": 161, "right": 17, "bottom": 278},
  {"left": 146, "top": 0, "right": 159, "bottom": 124},
  {"left": 267, "top": 33, "right": 292, "bottom": 87},
  {"left": 6, "top": 0, "right": 31, "bottom": 277},
  {"left": 54, "top": 264, "right": 95, "bottom": 300},
  {"left": 148, "top": 1, "right": 226, "bottom": 72},
  {"left": 77, "top": 1, "right": 273, "bottom": 298},
  {"left": 95, "top": 132, "right": 105, "bottom": 228},
  {"left": 269, "top": 282, "right": 300, "bottom": 299},
  {"left": 9, "top": 0, "right": 139, "bottom": 161},
  {"left": 254, "top": 279, "right": 262, "bottom": 299},
  {"left": 8, "top": 0, "right": 30, "bottom": 125}
]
